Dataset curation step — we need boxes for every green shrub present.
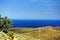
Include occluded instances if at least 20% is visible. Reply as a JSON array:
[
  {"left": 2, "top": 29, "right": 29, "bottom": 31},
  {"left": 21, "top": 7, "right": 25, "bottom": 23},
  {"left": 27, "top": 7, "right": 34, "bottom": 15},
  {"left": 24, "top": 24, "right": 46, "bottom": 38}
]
[
  {"left": 0, "top": 15, "right": 13, "bottom": 33},
  {"left": 7, "top": 31, "right": 14, "bottom": 38}
]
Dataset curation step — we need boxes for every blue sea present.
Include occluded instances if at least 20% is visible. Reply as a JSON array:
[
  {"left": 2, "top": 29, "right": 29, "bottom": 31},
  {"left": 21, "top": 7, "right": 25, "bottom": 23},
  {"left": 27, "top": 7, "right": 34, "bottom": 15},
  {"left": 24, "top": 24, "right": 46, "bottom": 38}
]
[{"left": 11, "top": 20, "right": 60, "bottom": 28}]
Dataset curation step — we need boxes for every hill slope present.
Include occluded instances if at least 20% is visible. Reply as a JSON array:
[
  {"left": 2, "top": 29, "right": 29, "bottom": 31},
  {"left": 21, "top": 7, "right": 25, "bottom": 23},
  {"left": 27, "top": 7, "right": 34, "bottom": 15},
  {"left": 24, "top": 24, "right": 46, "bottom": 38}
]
[
  {"left": 10, "top": 26, "right": 60, "bottom": 40},
  {"left": 24, "top": 26, "right": 60, "bottom": 40}
]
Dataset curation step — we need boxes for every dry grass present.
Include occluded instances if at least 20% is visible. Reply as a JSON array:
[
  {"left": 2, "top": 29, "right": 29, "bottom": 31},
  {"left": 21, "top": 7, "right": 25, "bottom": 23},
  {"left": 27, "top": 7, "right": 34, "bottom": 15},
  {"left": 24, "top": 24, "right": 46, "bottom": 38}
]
[
  {"left": 10, "top": 28, "right": 37, "bottom": 33},
  {"left": 24, "top": 26, "right": 60, "bottom": 40},
  {"left": 10, "top": 26, "right": 60, "bottom": 40}
]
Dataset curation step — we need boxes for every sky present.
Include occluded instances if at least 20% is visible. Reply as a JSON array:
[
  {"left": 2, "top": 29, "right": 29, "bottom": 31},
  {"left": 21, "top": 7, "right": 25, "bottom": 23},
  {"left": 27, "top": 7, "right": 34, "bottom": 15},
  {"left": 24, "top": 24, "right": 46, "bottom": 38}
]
[{"left": 0, "top": 0, "right": 60, "bottom": 20}]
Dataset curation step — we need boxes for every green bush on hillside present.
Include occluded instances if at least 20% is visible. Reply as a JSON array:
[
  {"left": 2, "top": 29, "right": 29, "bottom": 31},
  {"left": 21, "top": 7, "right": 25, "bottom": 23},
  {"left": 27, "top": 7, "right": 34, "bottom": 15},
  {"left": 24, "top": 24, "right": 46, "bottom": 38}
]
[
  {"left": 0, "top": 15, "right": 13, "bottom": 33},
  {"left": 7, "top": 31, "right": 14, "bottom": 38}
]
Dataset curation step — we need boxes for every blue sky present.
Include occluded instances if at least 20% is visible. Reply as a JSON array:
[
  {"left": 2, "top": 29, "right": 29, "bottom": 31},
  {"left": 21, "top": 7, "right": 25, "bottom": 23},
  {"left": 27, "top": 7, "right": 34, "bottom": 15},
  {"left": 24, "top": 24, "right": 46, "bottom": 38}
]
[{"left": 0, "top": 0, "right": 60, "bottom": 20}]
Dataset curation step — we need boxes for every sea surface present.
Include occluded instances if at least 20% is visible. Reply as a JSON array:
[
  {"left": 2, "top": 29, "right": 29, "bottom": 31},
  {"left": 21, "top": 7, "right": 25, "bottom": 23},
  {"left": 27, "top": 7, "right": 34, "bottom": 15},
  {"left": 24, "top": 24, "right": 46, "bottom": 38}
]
[{"left": 11, "top": 20, "right": 60, "bottom": 28}]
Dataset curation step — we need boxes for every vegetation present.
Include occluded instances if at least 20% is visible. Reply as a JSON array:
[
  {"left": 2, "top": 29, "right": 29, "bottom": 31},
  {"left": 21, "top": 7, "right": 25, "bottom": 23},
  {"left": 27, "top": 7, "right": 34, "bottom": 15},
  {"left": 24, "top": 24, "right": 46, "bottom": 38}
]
[
  {"left": 11, "top": 26, "right": 60, "bottom": 40},
  {"left": 7, "top": 31, "right": 14, "bottom": 39},
  {"left": 0, "top": 15, "right": 13, "bottom": 33}
]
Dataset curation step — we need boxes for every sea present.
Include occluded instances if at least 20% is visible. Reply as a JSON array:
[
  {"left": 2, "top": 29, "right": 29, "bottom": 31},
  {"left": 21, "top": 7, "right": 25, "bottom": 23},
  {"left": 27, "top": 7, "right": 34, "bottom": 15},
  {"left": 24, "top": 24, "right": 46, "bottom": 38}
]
[{"left": 11, "top": 20, "right": 60, "bottom": 28}]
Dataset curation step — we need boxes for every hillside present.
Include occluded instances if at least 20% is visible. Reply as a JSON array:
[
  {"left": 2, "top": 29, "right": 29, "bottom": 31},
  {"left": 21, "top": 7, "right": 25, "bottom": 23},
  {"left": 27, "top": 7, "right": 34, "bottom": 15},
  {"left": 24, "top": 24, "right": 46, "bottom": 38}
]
[
  {"left": 10, "top": 26, "right": 60, "bottom": 40},
  {"left": 0, "top": 31, "right": 12, "bottom": 40},
  {"left": 23, "top": 26, "right": 60, "bottom": 40},
  {"left": 0, "top": 26, "right": 60, "bottom": 40}
]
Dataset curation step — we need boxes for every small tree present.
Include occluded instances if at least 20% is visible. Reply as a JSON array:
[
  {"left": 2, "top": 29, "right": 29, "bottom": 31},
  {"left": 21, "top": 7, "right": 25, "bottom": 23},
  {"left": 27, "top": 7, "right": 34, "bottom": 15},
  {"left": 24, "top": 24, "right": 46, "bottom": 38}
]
[
  {"left": 3, "top": 16, "right": 13, "bottom": 33},
  {"left": 0, "top": 15, "right": 13, "bottom": 33},
  {"left": 0, "top": 15, "right": 3, "bottom": 31}
]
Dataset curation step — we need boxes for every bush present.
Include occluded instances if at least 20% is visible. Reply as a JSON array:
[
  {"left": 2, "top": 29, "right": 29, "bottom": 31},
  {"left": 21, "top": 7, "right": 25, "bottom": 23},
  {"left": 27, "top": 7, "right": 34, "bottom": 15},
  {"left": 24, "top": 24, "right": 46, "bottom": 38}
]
[
  {"left": 7, "top": 31, "right": 14, "bottom": 38},
  {"left": 0, "top": 15, "right": 13, "bottom": 33}
]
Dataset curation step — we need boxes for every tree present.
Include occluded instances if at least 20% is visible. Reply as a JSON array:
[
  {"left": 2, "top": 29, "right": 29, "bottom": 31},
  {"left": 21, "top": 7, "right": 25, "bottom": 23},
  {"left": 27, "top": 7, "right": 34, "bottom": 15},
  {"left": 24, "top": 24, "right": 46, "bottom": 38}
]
[
  {"left": 0, "top": 15, "right": 13, "bottom": 33},
  {"left": 0, "top": 15, "right": 3, "bottom": 31},
  {"left": 3, "top": 16, "right": 13, "bottom": 33}
]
